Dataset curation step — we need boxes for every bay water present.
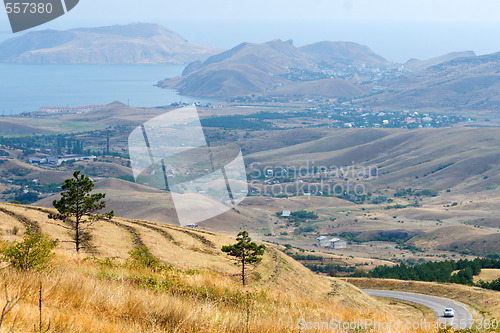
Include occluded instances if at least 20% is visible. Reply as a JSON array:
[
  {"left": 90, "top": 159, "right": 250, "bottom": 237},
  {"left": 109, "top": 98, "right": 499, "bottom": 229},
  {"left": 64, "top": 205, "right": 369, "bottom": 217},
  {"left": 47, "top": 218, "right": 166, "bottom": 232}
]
[{"left": 0, "top": 63, "right": 207, "bottom": 115}]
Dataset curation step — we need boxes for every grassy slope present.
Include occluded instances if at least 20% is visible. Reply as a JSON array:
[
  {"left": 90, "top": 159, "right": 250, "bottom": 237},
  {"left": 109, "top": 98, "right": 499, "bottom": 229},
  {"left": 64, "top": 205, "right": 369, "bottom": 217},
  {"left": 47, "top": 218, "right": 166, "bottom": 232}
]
[{"left": 0, "top": 203, "right": 436, "bottom": 333}]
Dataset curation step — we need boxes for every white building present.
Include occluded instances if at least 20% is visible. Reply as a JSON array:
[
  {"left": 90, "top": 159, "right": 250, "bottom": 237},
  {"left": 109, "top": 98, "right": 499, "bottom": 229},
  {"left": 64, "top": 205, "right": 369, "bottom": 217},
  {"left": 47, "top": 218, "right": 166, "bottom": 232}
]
[
  {"left": 329, "top": 238, "right": 347, "bottom": 249},
  {"left": 29, "top": 154, "right": 96, "bottom": 165},
  {"left": 281, "top": 210, "right": 291, "bottom": 217},
  {"left": 29, "top": 156, "right": 48, "bottom": 164},
  {"left": 56, "top": 155, "right": 96, "bottom": 165},
  {"left": 316, "top": 236, "right": 330, "bottom": 247},
  {"left": 316, "top": 236, "right": 348, "bottom": 249}
]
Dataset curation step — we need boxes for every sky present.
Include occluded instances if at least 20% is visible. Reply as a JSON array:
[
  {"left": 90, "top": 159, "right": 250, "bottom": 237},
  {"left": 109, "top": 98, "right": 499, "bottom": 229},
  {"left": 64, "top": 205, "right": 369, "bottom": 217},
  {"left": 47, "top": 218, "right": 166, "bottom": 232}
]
[{"left": 1, "top": 0, "right": 500, "bottom": 62}]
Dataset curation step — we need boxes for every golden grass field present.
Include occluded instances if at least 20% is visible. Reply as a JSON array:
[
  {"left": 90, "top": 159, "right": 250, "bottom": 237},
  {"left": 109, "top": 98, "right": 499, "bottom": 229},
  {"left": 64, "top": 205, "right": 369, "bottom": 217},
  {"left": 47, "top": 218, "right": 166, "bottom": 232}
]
[{"left": 0, "top": 202, "right": 447, "bottom": 333}]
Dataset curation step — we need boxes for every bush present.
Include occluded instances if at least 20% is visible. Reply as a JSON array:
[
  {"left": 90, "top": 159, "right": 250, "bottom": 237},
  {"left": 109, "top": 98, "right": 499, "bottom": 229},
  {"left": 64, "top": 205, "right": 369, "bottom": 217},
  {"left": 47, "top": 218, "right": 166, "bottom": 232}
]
[
  {"left": 371, "top": 196, "right": 387, "bottom": 204},
  {"left": 290, "top": 210, "right": 318, "bottom": 220},
  {"left": 415, "top": 189, "right": 438, "bottom": 197},
  {"left": 0, "top": 228, "right": 58, "bottom": 271},
  {"left": 299, "top": 225, "right": 316, "bottom": 233},
  {"left": 10, "top": 226, "right": 19, "bottom": 235},
  {"left": 128, "top": 246, "right": 161, "bottom": 270}
]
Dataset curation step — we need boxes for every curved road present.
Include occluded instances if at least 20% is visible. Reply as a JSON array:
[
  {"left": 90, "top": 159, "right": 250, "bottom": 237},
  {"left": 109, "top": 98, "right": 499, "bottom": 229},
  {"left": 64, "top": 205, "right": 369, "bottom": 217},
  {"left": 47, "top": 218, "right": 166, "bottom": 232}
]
[{"left": 363, "top": 289, "right": 473, "bottom": 329}]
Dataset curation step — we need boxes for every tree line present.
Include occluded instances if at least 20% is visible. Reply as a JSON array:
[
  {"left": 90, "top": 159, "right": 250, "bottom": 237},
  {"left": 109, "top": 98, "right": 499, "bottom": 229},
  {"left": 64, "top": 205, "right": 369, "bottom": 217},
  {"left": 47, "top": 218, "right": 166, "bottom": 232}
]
[{"left": 365, "top": 257, "right": 500, "bottom": 291}]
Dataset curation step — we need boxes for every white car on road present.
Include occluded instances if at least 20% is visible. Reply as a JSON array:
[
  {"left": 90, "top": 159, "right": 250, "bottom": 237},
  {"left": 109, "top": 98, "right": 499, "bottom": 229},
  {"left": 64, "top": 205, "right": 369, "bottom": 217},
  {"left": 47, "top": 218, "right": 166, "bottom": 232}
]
[{"left": 444, "top": 308, "right": 455, "bottom": 317}]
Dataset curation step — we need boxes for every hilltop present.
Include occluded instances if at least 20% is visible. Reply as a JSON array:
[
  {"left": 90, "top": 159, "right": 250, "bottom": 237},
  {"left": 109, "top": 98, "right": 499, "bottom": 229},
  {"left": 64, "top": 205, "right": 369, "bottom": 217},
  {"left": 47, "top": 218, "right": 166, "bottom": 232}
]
[{"left": 0, "top": 23, "right": 222, "bottom": 64}]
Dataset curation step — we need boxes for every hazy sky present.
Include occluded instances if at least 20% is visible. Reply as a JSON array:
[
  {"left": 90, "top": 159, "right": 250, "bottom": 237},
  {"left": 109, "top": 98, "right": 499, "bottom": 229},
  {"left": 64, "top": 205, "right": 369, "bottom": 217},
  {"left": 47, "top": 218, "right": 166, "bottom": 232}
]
[{"left": 1, "top": 0, "right": 500, "bottom": 62}]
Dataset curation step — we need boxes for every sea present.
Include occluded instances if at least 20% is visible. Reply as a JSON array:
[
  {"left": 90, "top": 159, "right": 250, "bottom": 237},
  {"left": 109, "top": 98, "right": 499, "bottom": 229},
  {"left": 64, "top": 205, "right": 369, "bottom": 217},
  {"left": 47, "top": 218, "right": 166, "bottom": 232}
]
[{"left": 0, "top": 63, "right": 208, "bottom": 115}]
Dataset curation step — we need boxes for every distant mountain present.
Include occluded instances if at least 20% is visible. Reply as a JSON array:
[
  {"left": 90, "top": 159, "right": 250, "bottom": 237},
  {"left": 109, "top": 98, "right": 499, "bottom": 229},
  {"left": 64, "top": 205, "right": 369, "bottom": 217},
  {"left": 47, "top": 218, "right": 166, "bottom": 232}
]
[
  {"left": 299, "top": 41, "right": 388, "bottom": 67},
  {"left": 363, "top": 51, "right": 500, "bottom": 111},
  {"left": 0, "top": 23, "right": 222, "bottom": 64},
  {"left": 159, "top": 39, "right": 376, "bottom": 99},
  {"left": 405, "top": 51, "right": 476, "bottom": 71}
]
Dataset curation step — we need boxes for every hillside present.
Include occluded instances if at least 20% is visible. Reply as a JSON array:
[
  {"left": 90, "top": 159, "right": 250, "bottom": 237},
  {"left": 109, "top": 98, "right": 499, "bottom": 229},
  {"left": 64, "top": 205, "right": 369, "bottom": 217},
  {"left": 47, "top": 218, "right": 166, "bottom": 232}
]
[
  {"left": 34, "top": 177, "right": 178, "bottom": 224},
  {"left": 265, "top": 78, "right": 367, "bottom": 98},
  {"left": 0, "top": 23, "right": 222, "bottom": 64},
  {"left": 230, "top": 126, "right": 500, "bottom": 257},
  {"left": 0, "top": 120, "right": 53, "bottom": 135},
  {"left": 405, "top": 50, "right": 476, "bottom": 71},
  {"left": 364, "top": 51, "right": 500, "bottom": 111},
  {"left": 405, "top": 225, "right": 500, "bottom": 254},
  {"left": 245, "top": 127, "right": 500, "bottom": 193},
  {"left": 19, "top": 125, "right": 500, "bottom": 259},
  {"left": 158, "top": 39, "right": 375, "bottom": 99},
  {"left": 299, "top": 41, "right": 388, "bottom": 66},
  {"left": 59, "top": 101, "right": 173, "bottom": 127},
  {"left": 0, "top": 203, "right": 432, "bottom": 332}
]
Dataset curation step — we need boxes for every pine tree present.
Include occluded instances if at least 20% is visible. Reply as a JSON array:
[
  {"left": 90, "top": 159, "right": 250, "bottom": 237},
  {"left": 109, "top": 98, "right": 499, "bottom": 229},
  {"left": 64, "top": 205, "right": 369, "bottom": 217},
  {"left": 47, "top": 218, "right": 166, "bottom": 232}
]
[
  {"left": 49, "top": 171, "right": 113, "bottom": 253},
  {"left": 222, "top": 231, "right": 265, "bottom": 286}
]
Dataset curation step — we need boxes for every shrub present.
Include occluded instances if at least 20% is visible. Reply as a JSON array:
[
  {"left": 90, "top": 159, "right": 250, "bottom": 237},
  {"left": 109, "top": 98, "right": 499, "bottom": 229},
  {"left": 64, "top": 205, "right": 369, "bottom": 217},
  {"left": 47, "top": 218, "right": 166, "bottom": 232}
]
[
  {"left": 371, "top": 196, "right": 387, "bottom": 204},
  {"left": 299, "top": 225, "right": 316, "bottom": 233},
  {"left": 128, "top": 246, "right": 161, "bottom": 270},
  {"left": 0, "top": 228, "right": 58, "bottom": 271},
  {"left": 289, "top": 210, "right": 318, "bottom": 220},
  {"left": 10, "top": 226, "right": 19, "bottom": 235}
]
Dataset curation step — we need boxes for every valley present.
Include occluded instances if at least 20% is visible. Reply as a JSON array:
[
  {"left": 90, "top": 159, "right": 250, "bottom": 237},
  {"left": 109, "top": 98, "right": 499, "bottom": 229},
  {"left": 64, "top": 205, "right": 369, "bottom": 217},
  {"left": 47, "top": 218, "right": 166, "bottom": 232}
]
[{"left": 1, "top": 102, "right": 499, "bottom": 269}]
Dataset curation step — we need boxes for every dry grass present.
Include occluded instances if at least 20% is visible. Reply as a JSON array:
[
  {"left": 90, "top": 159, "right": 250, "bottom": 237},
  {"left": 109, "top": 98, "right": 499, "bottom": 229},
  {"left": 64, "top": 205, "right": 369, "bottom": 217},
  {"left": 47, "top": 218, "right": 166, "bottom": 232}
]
[
  {"left": 374, "top": 297, "right": 437, "bottom": 324},
  {"left": 0, "top": 203, "right": 440, "bottom": 332},
  {"left": 474, "top": 269, "right": 500, "bottom": 283},
  {"left": 0, "top": 253, "right": 437, "bottom": 333}
]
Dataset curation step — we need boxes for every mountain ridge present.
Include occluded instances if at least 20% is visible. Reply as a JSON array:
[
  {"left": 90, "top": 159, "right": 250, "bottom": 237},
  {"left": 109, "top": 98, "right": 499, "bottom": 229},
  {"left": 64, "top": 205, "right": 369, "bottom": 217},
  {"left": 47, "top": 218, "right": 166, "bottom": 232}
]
[
  {"left": 158, "top": 39, "right": 381, "bottom": 99},
  {"left": 363, "top": 51, "right": 500, "bottom": 111},
  {"left": 0, "top": 23, "right": 223, "bottom": 64}
]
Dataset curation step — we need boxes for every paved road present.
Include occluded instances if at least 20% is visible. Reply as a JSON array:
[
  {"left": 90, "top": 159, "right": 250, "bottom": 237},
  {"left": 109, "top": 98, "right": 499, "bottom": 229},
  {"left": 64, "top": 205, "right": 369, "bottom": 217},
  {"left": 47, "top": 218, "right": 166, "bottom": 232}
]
[{"left": 363, "top": 289, "right": 473, "bottom": 329}]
